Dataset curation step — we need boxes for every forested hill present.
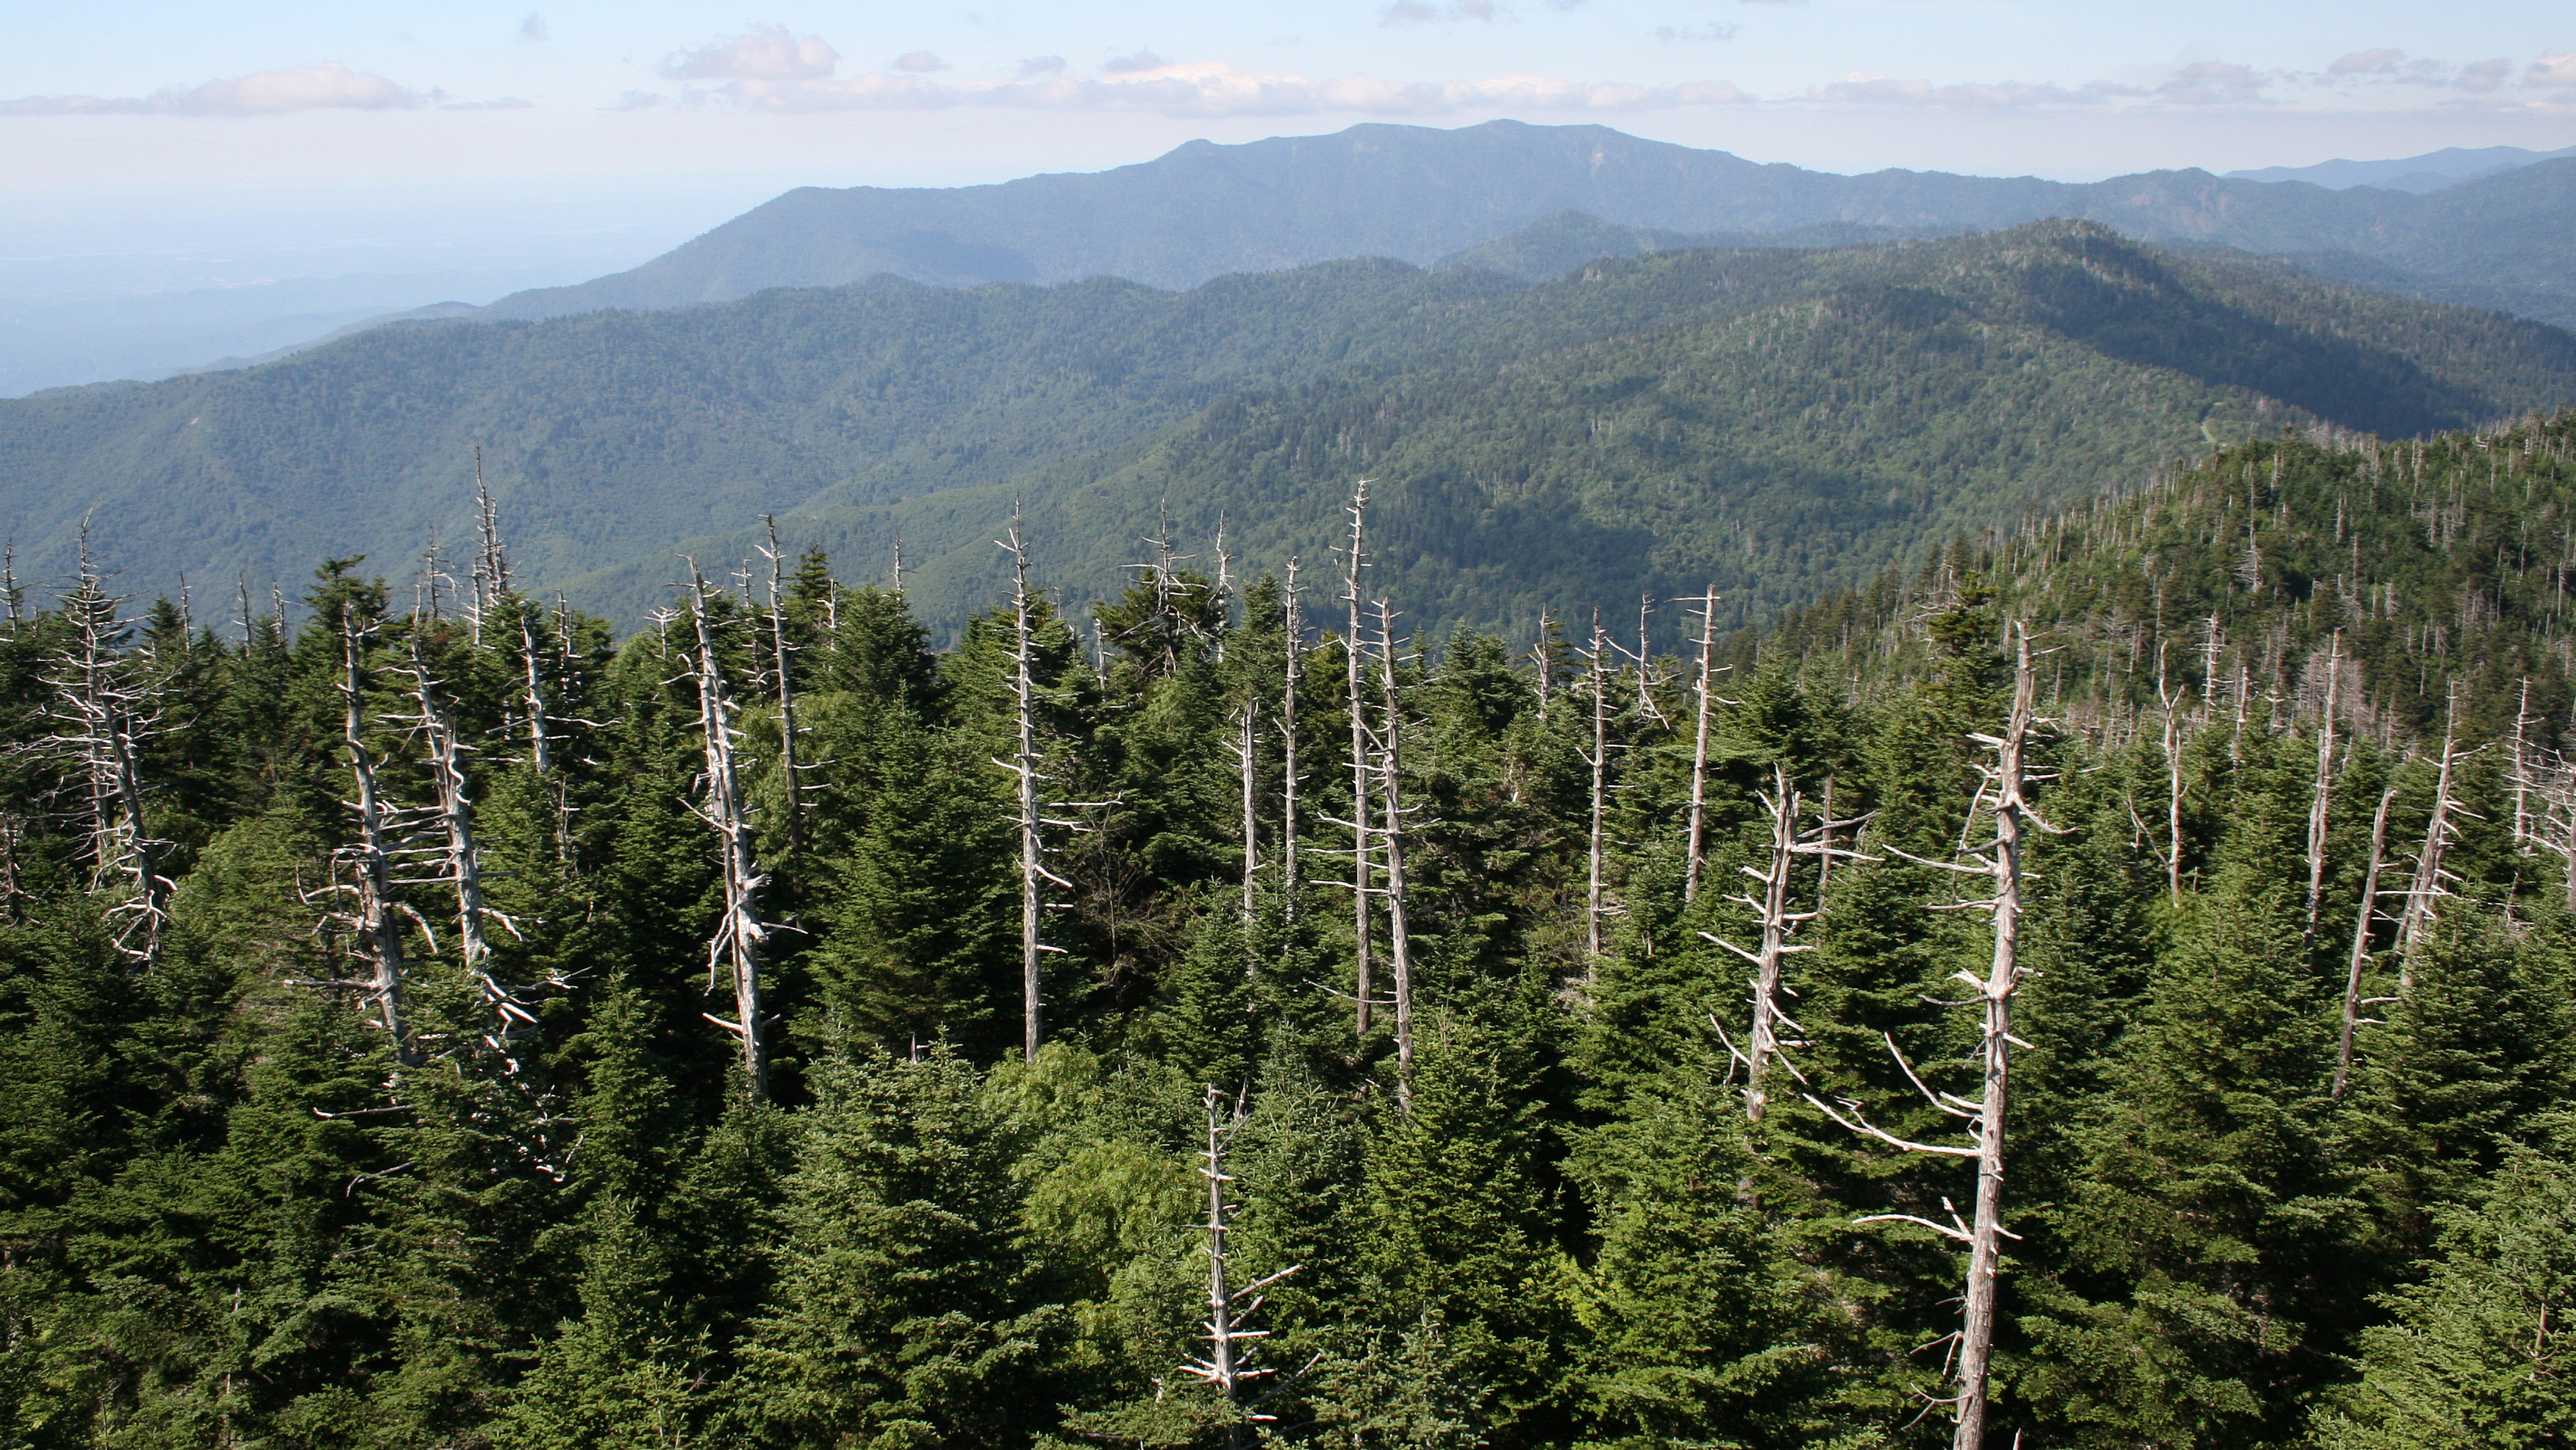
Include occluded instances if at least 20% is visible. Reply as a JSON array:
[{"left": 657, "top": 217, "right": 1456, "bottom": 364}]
[
  {"left": 4, "top": 410, "right": 2576, "bottom": 1446},
  {"left": 453, "top": 120, "right": 2576, "bottom": 332},
  {"left": 10, "top": 221, "right": 2576, "bottom": 641}
]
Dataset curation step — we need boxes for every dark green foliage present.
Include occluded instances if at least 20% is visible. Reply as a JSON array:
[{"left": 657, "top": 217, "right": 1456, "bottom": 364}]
[{"left": 7, "top": 412, "right": 2576, "bottom": 1449}]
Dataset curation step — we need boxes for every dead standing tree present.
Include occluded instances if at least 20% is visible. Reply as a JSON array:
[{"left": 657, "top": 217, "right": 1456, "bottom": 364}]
[
  {"left": 1704, "top": 762, "right": 1871, "bottom": 1124},
  {"left": 2304, "top": 632, "right": 2344, "bottom": 940},
  {"left": 2333, "top": 785, "right": 2401, "bottom": 1100},
  {"left": 2395, "top": 681, "right": 2478, "bottom": 985},
  {"left": 758, "top": 517, "right": 809, "bottom": 857},
  {"left": 1578, "top": 610, "right": 1619, "bottom": 974},
  {"left": 398, "top": 640, "right": 537, "bottom": 1054},
  {"left": 1279, "top": 558, "right": 1305, "bottom": 924},
  {"left": 681, "top": 562, "right": 771, "bottom": 1099},
  {"left": 1338, "top": 482, "right": 1378, "bottom": 1039},
  {"left": 1181, "top": 1084, "right": 1303, "bottom": 1448},
  {"left": 318, "top": 601, "right": 419, "bottom": 1068},
  {"left": 1809, "top": 622, "right": 2058, "bottom": 1450},
  {"left": 1373, "top": 599, "right": 1419, "bottom": 1106},
  {"left": 993, "top": 518, "right": 1073, "bottom": 1065},
  {"left": 1681, "top": 585, "right": 1726, "bottom": 904},
  {"left": 40, "top": 538, "right": 171, "bottom": 962}
]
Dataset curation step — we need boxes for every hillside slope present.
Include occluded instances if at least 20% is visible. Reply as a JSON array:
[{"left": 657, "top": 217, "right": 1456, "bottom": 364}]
[
  {"left": 453, "top": 122, "right": 2576, "bottom": 332},
  {"left": 7, "top": 221, "right": 2573, "bottom": 637}
]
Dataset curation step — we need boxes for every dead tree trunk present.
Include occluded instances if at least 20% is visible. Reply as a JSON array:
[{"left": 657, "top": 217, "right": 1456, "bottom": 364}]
[
  {"left": 1812, "top": 622, "right": 2054, "bottom": 1450},
  {"left": 2511, "top": 677, "right": 2533, "bottom": 850},
  {"left": 2397, "top": 682, "right": 2469, "bottom": 980},
  {"left": 683, "top": 564, "right": 769, "bottom": 1099},
  {"left": 335, "top": 604, "right": 416, "bottom": 1066},
  {"left": 2158, "top": 644, "right": 2188, "bottom": 906},
  {"left": 1181, "top": 1084, "right": 1299, "bottom": 1447},
  {"left": 2333, "top": 786, "right": 2399, "bottom": 1100},
  {"left": 2305, "top": 631, "right": 2342, "bottom": 940},
  {"left": 994, "top": 519, "right": 1065, "bottom": 1065},
  {"left": 404, "top": 643, "right": 535, "bottom": 1051},
  {"left": 759, "top": 517, "right": 806, "bottom": 857},
  {"left": 1235, "top": 700, "right": 1260, "bottom": 926},
  {"left": 469, "top": 444, "right": 509, "bottom": 644},
  {"left": 1708, "top": 762, "right": 1868, "bottom": 1123},
  {"left": 1342, "top": 482, "right": 1375, "bottom": 1038},
  {"left": 1581, "top": 611, "right": 1614, "bottom": 972},
  {"left": 1684, "top": 585, "right": 1722, "bottom": 904},
  {"left": 43, "top": 540, "right": 168, "bottom": 961},
  {"left": 1281, "top": 558, "right": 1304, "bottom": 924},
  {"left": 1373, "top": 600, "right": 1416, "bottom": 1107}
]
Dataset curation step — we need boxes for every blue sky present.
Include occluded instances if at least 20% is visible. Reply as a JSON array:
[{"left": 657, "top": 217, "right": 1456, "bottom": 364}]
[{"left": 8, "top": 0, "right": 2573, "bottom": 196}]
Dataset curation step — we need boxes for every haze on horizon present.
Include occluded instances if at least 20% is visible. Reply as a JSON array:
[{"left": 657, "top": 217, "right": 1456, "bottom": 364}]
[{"left": 4, "top": 0, "right": 2572, "bottom": 396}]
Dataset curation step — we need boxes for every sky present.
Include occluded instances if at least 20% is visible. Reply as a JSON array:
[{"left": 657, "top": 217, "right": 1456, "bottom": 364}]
[{"left": 3, "top": 1, "right": 2572, "bottom": 310}]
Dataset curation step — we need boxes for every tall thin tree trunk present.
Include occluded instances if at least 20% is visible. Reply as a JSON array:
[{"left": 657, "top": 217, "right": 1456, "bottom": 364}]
[
  {"left": 2334, "top": 786, "right": 2398, "bottom": 1100},
  {"left": 1236, "top": 701, "right": 1259, "bottom": 926},
  {"left": 408, "top": 644, "right": 536, "bottom": 1049},
  {"left": 338, "top": 604, "right": 415, "bottom": 1066},
  {"left": 1584, "top": 610, "right": 1611, "bottom": 971},
  {"left": 1281, "top": 558, "right": 1303, "bottom": 924},
  {"left": 2158, "top": 643, "right": 2187, "bottom": 905},
  {"left": 761, "top": 517, "right": 805, "bottom": 857},
  {"left": 1950, "top": 624, "right": 2043, "bottom": 1450},
  {"left": 684, "top": 565, "right": 769, "bottom": 1099},
  {"left": 1342, "top": 483, "right": 1375, "bottom": 1038},
  {"left": 2305, "top": 631, "right": 2341, "bottom": 940},
  {"left": 995, "top": 518, "right": 1055, "bottom": 1064},
  {"left": 1684, "top": 584, "right": 1721, "bottom": 904},
  {"left": 1374, "top": 601, "right": 1414, "bottom": 1107},
  {"left": 2397, "top": 682, "right": 2464, "bottom": 980}
]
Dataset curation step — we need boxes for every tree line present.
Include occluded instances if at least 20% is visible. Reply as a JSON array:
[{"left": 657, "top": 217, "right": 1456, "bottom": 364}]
[{"left": 3, "top": 417, "right": 2575, "bottom": 1448}]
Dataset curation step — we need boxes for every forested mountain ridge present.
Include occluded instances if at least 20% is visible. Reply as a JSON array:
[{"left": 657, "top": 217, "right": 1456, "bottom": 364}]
[
  {"left": 444, "top": 120, "right": 2576, "bottom": 333},
  {"left": 4, "top": 407, "right": 2576, "bottom": 1446},
  {"left": 9, "top": 221, "right": 2575, "bottom": 642}
]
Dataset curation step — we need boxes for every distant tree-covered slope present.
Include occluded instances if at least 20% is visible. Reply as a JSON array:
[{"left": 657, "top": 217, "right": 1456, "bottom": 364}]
[
  {"left": 451, "top": 121, "right": 2576, "bottom": 333},
  {"left": 6, "top": 222, "right": 2574, "bottom": 638},
  {"left": 573, "top": 222, "right": 2576, "bottom": 638}
]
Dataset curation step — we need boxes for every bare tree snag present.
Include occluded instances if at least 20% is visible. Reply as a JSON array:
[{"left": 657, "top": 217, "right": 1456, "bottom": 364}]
[
  {"left": 1706, "top": 762, "right": 1870, "bottom": 1122},
  {"left": 1235, "top": 699, "right": 1260, "bottom": 926},
  {"left": 1580, "top": 610, "right": 1615, "bottom": 973},
  {"left": 1683, "top": 585, "right": 1723, "bottom": 903},
  {"left": 404, "top": 643, "right": 536, "bottom": 1052},
  {"left": 2511, "top": 676, "right": 2533, "bottom": 850},
  {"left": 1341, "top": 481, "right": 1375, "bottom": 1038},
  {"left": 2334, "top": 785, "right": 2399, "bottom": 1101},
  {"left": 1373, "top": 600, "right": 1416, "bottom": 1107},
  {"left": 1811, "top": 621, "right": 2056, "bottom": 1450},
  {"left": 2157, "top": 641, "right": 2188, "bottom": 905},
  {"left": 42, "top": 536, "right": 170, "bottom": 962},
  {"left": 1181, "top": 1084, "right": 1300, "bottom": 1448},
  {"left": 992, "top": 517, "right": 1067, "bottom": 1065},
  {"left": 470, "top": 445, "right": 509, "bottom": 643},
  {"left": 759, "top": 517, "right": 806, "bottom": 857},
  {"left": 2305, "top": 631, "right": 2342, "bottom": 940},
  {"left": 331, "top": 602, "right": 416, "bottom": 1066},
  {"left": 1281, "top": 557, "right": 1304, "bottom": 924},
  {"left": 2397, "top": 682, "right": 2472, "bottom": 980},
  {"left": 682, "top": 562, "right": 770, "bottom": 1099}
]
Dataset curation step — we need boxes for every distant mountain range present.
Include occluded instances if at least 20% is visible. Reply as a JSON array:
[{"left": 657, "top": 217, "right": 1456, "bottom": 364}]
[
  {"left": 405, "top": 121, "right": 2576, "bottom": 334},
  {"left": 9, "top": 221, "right": 2574, "bottom": 640},
  {"left": 2228, "top": 143, "right": 2576, "bottom": 194}
]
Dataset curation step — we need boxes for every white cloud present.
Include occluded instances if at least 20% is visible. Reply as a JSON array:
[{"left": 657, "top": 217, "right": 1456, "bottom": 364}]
[
  {"left": 1380, "top": 0, "right": 1506, "bottom": 24},
  {"left": 690, "top": 58, "right": 1746, "bottom": 118},
  {"left": 518, "top": 12, "right": 549, "bottom": 42},
  {"left": 1811, "top": 75, "right": 2114, "bottom": 107},
  {"left": 893, "top": 51, "right": 951, "bottom": 74},
  {"left": 1, "top": 62, "right": 430, "bottom": 116},
  {"left": 1103, "top": 49, "right": 1173, "bottom": 74},
  {"left": 2328, "top": 49, "right": 2404, "bottom": 76},
  {"left": 659, "top": 26, "right": 838, "bottom": 82},
  {"left": 1656, "top": 24, "right": 1739, "bottom": 42},
  {"left": 2155, "top": 61, "right": 2269, "bottom": 105},
  {"left": 1017, "top": 56, "right": 1067, "bottom": 78},
  {"left": 2530, "top": 51, "right": 2576, "bottom": 88}
]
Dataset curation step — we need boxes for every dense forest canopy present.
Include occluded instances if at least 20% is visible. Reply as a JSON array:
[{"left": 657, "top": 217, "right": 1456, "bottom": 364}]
[
  {"left": 10, "top": 221, "right": 2576, "bottom": 647},
  {"left": 4, "top": 413, "right": 2576, "bottom": 1448}
]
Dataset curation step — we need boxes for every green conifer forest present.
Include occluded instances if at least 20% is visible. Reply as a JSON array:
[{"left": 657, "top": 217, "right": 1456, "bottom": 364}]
[{"left": 4, "top": 413, "right": 2576, "bottom": 1449}]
